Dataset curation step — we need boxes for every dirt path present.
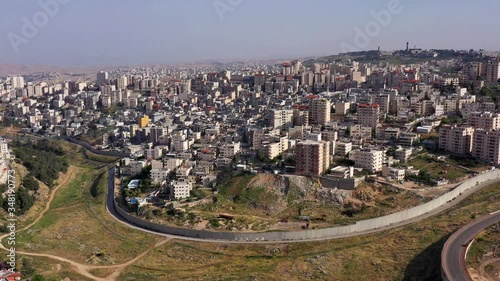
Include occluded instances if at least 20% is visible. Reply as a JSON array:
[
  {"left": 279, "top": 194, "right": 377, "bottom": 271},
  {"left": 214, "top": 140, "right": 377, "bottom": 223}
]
[
  {"left": 10, "top": 238, "right": 171, "bottom": 281},
  {"left": 0, "top": 165, "right": 169, "bottom": 281},
  {"left": 20, "top": 165, "right": 77, "bottom": 231},
  {"left": 479, "top": 258, "right": 500, "bottom": 281}
]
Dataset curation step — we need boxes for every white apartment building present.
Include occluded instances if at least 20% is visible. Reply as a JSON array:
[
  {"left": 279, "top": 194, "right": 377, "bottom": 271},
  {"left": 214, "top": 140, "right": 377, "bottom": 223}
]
[
  {"left": 350, "top": 125, "right": 372, "bottom": 138},
  {"left": 10, "top": 76, "right": 25, "bottom": 89},
  {"left": 335, "top": 141, "right": 352, "bottom": 156},
  {"left": 146, "top": 147, "right": 163, "bottom": 160},
  {"left": 267, "top": 109, "right": 293, "bottom": 129},
  {"left": 350, "top": 149, "right": 384, "bottom": 173},
  {"left": 172, "top": 133, "right": 189, "bottom": 152},
  {"left": 395, "top": 147, "right": 412, "bottom": 163},
  {"left": 382, "top": 166, "right": 405, "bottom": 181},
  {"left": 101, "top": 95, "right": 111, "bottom": 108},
  {"left": 170, "top": 179, "right": 193, "bottom": 200},
  {"left": 261, "top": 136, "right": 289, "bottom": 159}
]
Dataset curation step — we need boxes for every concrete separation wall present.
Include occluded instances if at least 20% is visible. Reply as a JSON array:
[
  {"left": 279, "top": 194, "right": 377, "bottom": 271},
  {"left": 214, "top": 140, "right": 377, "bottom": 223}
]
[
  {"left": 110, "top": 168, "right": 500, "bottom": 242},
  {"left": 60, "top": 136, "right": 129, "bottom": 158}
]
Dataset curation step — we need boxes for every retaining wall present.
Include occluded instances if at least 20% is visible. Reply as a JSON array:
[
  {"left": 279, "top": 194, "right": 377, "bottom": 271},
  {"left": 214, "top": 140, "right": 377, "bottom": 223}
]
[
  {"left": 110, "top": 168, "right": 500, "bottom": 242},
  {"left": 60, "top": 136, "right": 129, "bottom": 158}
]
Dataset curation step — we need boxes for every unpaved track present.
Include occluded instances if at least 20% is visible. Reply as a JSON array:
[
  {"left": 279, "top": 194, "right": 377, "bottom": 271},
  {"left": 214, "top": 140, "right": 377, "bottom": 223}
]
[{"left": 479, "top": 258, "right": 500, "bottom": 281}]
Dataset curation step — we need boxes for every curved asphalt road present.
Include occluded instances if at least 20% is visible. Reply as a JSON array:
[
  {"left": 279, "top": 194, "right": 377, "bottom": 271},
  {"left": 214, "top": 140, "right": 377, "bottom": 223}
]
[
  {"left": 441, "top": 211, "right": 500, "bottom": 281},
  {"left": 106, "top": 167, "right": 500, "bottom": 244}
]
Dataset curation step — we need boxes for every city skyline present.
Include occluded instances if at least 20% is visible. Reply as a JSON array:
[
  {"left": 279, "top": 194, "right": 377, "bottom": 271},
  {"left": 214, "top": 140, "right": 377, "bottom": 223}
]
[{"left": 1, "top": 0, "right": 500, "bottom": 67}]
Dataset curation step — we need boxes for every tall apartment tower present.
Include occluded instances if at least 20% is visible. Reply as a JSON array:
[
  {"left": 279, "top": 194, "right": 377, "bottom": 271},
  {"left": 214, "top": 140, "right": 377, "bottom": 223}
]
[
  {"left": 309, "top": 98, "right": 331, "bottom": 125},
  {"left": 117, "top": 76, "right": 128, "bottom": 90},
  {"left": 97, "top": 71, "right": 109, "bottom": 86},
  {"left": 358, "top": 103, "right": 381, "bottom": 128},
  {"left": 10, "top": 76, "right": 25, "bottom": 89},
  {"left": 472, "top": 129, "right": 500, "bottom": 164},
  {"left": 439, "top": 125, "right": 474, "bottom": 155},
  {"left": 467, "top": 112, "right": 500, "bottom": 131},
  {"left": 295, "top": 140, "right": 330, "bottom": 177},
  {"left": 485, "top": 61, "right": 500, "bottom": 83}
]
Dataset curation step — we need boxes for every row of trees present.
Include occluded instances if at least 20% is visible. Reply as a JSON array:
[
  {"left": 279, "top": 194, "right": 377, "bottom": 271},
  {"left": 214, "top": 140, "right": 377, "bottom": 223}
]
[{"left": 12, "top": 140, "right": 68, "bottom": 187}]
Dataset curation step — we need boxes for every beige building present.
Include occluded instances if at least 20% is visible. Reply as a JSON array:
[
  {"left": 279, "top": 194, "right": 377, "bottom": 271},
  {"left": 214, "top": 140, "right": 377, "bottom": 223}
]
[
  {"left": 350, "top": 149, "right": 384, "bottom": 173},
  {"left": 219, "top": 142, "right": 241, "bottom": 159},
  {"left": 295, "top": 140, "right": 330, "bottom": 177},
  {"left": 117, "top": 75, "right": 128, "bottom": 90},
  {"left": 439, "top": 125, "right": 474, "bottom": 155},
  {"left": 262, "top": 136, "right": 289, "bottom": 159},
  {"left": 309, "top": 98, "right": 331, "bottom": 125},
  {"left": 335, "top": 141, "right": 352, "bottom": 156},
  {"left": 146, "top": 147, "right": 163, "bottom": 160},
  {"left": 293, "top": 108, "right": 309, "bottom": 126},
  {"left": 467, "top": 112, "right": 500, "bottom": 131},
  {"left": 485, "top": 61, "right": 500, "bottom": 83},
  {"left": 461, "top": 102, "right": 496, "bottom": 117},
  {"left": 268, "top": 109, "right": 294, "bottom": 129},
  {"left": 335, "top": 101, "right": 350, "bottom": 115},
  {"left": 358, "top": 103, "right": 381, "bottom": 128},
  {"left": 382, "top": 166, "right": 405, "bottom": 181},
  {"left": 472, "top": 129, "right": 500, "bottom": 164}
]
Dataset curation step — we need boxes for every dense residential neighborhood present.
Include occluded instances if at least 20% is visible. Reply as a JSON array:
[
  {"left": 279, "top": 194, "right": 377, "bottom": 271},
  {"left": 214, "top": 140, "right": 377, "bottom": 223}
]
[{"left": 2, "top": 50, "right": 500, "bottom": 200}]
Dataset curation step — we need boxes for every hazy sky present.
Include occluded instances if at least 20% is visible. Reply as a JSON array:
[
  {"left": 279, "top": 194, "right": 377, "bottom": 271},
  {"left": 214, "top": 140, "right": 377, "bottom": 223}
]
[{"left": 1, "top": 0, "right": 499, "bottom": 66}]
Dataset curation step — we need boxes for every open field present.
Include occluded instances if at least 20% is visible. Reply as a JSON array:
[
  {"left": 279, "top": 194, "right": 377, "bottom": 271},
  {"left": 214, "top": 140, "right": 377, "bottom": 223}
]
[{"left": 407, "top": 155, "right": 470, "bottom": 183}]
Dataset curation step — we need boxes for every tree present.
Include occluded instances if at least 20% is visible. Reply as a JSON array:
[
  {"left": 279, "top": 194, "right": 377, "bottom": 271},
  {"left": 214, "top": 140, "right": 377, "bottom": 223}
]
[
  {"left": 23, "top": 174, "right": 39, "bottom": 191},
  {"left": 3, "top": 187, "right": 35, "bottom": 215}
]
